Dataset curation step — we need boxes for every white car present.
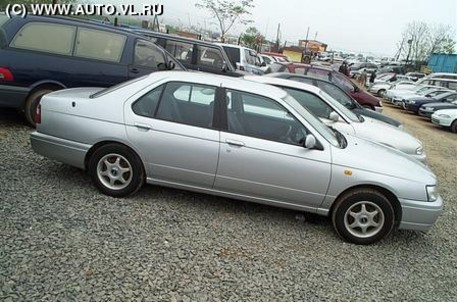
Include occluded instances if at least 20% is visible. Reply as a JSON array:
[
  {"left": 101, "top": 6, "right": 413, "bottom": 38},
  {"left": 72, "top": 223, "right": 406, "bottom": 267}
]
[
  {"left": 369, "top": 81, "right": 415, "bottom": 97},
  {"left": 431, "top": 108, "right": 457, "bottom": 133},
  {"left": 245, "top": 76, "right": 426, "bottom": 162},
  {"left": 216, "top": 43, "right": 264, "bottom": 75},
  {"left": 386, "top": 85, "right": 440, "bottom": 103}
]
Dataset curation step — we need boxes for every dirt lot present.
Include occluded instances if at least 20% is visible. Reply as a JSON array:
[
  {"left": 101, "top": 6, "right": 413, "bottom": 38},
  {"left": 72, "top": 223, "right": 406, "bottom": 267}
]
[{"left": 1, "top": 105, "right": 456, "bottom": 301}]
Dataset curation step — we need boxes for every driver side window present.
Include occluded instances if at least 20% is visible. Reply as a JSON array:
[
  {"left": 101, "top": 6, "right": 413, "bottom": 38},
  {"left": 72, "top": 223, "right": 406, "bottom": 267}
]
[
  {"left": 226, "top": 90, "right": 308, "bottom": 146},
  {"left": 134, "top": 40, "right": 166, "bottom": 68}
]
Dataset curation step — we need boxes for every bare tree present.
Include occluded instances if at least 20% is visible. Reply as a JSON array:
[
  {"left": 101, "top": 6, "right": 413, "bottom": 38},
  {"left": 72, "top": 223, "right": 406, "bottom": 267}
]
[
  {"left": 428, "top": 24, "right": 456, "bottom": 54},
  {"left": 397, "top": 21, "right": 456, "bottom": 64},
  {"left": 196, "top": 0, "right": 254, "bottom": 42}
]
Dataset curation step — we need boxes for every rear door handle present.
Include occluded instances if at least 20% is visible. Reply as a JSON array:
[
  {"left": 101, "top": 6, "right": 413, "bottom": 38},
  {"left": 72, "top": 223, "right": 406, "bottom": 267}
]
[
  {"left": 134, "top": 122, "right": 152, "bottom": 130},
  {"left": 226, "top": 139, "right": 245, "bottom": 147}
]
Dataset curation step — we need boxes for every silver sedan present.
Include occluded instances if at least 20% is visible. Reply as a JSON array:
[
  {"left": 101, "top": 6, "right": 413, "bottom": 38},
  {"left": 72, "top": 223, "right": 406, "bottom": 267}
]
[{"left": 31, "top": 71, "right": 443, "bottom": 244}]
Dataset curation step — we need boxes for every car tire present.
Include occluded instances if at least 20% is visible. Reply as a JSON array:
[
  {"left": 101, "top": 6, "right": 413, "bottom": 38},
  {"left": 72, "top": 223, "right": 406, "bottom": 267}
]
[
  {"left": 378, "top": 89, "right": 386, "bottom": 98},
  {"left": 24, "top": 88, "right": 55, "bottom": 127},
  {"left": 332, "top": 188, "right": 395, "bottom": 245},
  {"left": 451, "top": 120, "right": 457, "bottom": 133},
  {"left": 89, "top": 144, "right": 145, "bottom": 197}
]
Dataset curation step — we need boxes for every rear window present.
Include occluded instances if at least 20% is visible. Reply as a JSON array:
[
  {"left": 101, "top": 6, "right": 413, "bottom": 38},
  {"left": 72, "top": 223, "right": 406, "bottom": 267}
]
[
  {"left": 91, "top": 75, "right": 148, "bottom": 98},
  {"left": 223, "top": 46, "right": 240, "bottom": 66},
  {"left": 0, "top": 14, "right": 8, "bottom": 27},
  {"left": 11, "top": 22, "right": 76, "bottom": 55}
]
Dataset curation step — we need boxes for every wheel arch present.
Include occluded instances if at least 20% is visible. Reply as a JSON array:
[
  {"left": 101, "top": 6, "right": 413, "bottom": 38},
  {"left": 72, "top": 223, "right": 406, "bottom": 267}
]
[
  {"left": 330, "top": 184, "right": 402, "bottom": 226},
  {"left": 84, "top": 140, "right": 145, "bottom": 174}
]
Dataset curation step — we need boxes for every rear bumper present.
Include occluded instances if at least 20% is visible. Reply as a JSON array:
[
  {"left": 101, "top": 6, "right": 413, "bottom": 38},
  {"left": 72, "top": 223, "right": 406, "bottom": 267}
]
[
  {"left": 398, "top": 196, "right": 443, "bottom": 232},
  {"left": 30, "top": 131, "right": 91, "bottom": 169}
]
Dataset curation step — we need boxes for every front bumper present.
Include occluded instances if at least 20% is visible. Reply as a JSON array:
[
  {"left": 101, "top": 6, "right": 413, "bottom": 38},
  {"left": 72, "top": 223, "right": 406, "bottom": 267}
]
[
  {"left": 418, "top": 109, "right": 433, "bottom": 118},
  {"left": 431, "top": 116, "right": 453, "bottom": 127},
  {"left": 30, "top": 131, "right": 91, "bottom": 169},
  {"left": 398, "top": 195, "right": 443, "bottom": 232},
  {"left": 374, "top": 106, "right": 383, "bottom": 113}
]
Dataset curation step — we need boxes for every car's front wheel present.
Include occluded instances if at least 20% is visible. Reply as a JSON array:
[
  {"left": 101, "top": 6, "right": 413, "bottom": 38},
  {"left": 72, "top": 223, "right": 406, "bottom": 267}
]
[
  {"left": 378, "top": 89, "right": 386, "bottom": 98},
  {"left": 332, "top": 188, "right": 395, "bottom": 244},
  {"left": 88, "top": 144, "right": 145, "bottom": 197},
  {"left": 451, "top": 120, "right": 457, "bottom": 133}
]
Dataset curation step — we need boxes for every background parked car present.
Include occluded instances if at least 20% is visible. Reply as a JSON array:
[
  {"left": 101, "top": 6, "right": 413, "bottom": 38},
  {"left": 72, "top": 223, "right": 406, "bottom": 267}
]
[
  {"left": 265, "top": 62, "right": 383, "bottom": 111},
  {"left": 419, "top": 95, "right": 457, "bottom": 118},
  {"left": 431, "top": 108, "right": 457, "bottom": 133},
  {"left": 132, "top": 30, "right": 243, "bottom": 77},
  {"left": 0, "top": 15, "right": 183, "bottom": 126},
  {"left": 264, "top": 73, "right": 402, "bottom": 127},
  {"left": 216, "top": 43, "right": 264, "bottom": 75},
  {"left": 405, "top": 91, "right": 457, "bottom": 114}
]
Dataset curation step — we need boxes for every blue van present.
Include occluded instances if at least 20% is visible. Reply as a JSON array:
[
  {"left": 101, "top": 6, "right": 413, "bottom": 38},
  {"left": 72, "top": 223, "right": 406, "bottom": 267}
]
[{"left": 0, "top": 14, "right": 183, "bottom": 125}]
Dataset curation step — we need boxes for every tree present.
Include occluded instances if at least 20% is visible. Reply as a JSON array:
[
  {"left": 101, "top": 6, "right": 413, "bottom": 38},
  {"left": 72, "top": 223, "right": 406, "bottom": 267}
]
[
  {"left": 396, "top": 21, "right": 456, "bottom": 66},
  {"left": 196, "top": 0, "right": 254, "bottom": 42},
  {"left": 241, "top": 26, "right": 264, "bottom": 50}
]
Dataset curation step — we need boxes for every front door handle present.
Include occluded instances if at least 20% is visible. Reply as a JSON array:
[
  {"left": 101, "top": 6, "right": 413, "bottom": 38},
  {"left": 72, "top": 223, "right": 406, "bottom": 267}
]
[
  {"left": 130, "top": 68, "right": 140, "bottom": 74},
  {"left": 134, "top": 122, "right": 152, "bottom": 130},
  {"left": 226, "top": 139, "right": 245, "bottom": 147}
]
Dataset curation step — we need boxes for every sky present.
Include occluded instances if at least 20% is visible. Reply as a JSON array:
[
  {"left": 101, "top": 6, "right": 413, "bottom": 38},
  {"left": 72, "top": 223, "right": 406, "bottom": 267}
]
[{"left": 113, "top": 0, "right": 457, "bottom": 57}]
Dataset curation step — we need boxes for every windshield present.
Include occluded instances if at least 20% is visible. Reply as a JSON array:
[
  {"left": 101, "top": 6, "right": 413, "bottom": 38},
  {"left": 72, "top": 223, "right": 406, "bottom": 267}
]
[
  {"left": 319, "top": 90, "right": 361, "bottom": 122},
  {"left": 283, "top": 94, "right": 340, "bottom": 147}
]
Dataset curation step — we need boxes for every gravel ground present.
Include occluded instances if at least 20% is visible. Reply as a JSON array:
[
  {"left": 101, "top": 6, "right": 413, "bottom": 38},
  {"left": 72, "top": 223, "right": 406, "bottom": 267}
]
[{"left": 1, "top": 106, "right": 456, "bottom": 302}]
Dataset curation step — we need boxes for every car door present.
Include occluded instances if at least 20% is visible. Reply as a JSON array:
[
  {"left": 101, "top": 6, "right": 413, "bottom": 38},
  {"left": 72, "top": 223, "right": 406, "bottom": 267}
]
[
  {"left": 124, "top": 81, "right": 220, "bottom": 188},
  {"left": 214, "top": 89, "right": 332, "bottom": 210},
  {"left": 128, "top": 39, "right": 166, "bottom": 78}
]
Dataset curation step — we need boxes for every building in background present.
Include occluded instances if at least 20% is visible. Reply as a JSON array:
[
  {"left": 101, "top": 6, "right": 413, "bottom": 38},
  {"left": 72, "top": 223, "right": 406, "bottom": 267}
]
[{"left": 427, "top": 53, "right": 457, "bottom": 73}]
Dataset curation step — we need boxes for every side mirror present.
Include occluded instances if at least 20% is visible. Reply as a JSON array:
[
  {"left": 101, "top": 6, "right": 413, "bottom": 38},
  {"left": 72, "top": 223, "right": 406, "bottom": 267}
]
[
  {"left": 304, "top": 134, "right": 317, "bottom": 149},
  {"left": 329, "top": 111, "right": 340, "bottom": 122}
]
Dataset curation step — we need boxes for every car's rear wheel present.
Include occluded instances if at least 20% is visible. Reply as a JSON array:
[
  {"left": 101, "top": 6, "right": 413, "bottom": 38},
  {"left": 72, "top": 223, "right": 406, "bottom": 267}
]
[
  {"left": 332, "top": 188, "right": 395, "bottom": 245},
  {"left": 451, "top": 120, "right": 457, "bottom": 133},
  {"left": 89, "top": 144, "right": 145, "bottom": 197},
  {"left": 24, "top": 88, "right": 55, "bottom": 127}
]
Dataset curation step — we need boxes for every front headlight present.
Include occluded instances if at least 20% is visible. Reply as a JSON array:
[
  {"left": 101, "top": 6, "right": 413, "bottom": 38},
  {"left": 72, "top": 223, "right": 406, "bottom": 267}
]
[
  {"left": 427, "top": 107, "right": 434, "bottom": 111},
  {"left": 426, "top": 185, "right": 438, "bottom": 202},
  {"left": 438, "top": 114, "right": 451, "bottom": 118},
  {"left": 410, "top": 101, "right": 416, "bottom": 104},
  {"left": 415, "top": 146, "right": 423, "bottom": 155}
]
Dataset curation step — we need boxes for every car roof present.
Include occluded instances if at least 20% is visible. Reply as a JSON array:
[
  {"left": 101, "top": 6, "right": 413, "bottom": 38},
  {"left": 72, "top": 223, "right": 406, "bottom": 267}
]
[
  {"left": 146, "top": 71, "right": 288, "bottom": 98},
  {"left": 131, "top": 29, "right": 222, "bottom": 48},
  {"left": 9, "top": 15, "right": 148, "bottom": 38},
  {"left": 243, "top": 75, "right": 324, "bottom": 95}
]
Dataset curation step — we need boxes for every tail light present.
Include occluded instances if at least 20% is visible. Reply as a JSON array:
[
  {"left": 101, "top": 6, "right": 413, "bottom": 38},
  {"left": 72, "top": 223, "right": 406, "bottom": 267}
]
[
  {"left": 34, "top": 104, "right": 41, "bottom": 124},
  {"left": 0, "top": 67, "right": 14, "bottom": 81}
]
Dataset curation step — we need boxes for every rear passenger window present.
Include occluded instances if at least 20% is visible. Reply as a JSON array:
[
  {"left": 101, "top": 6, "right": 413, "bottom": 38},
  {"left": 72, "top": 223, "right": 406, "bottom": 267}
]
[
  {"left": 132, "top": 85, "right": 163, "bottom": 117},
  {"left": 11, "top": 22, "right": 75, "bottom": 55},
  {"left": 75, "top": 28, "right": 126, "bottom": 62},
  {"left": 155, "top": 82, "right": 216, "bottom": 128},
  {"left": 165, "top": 41, "right": 193, "bottom": 64}
]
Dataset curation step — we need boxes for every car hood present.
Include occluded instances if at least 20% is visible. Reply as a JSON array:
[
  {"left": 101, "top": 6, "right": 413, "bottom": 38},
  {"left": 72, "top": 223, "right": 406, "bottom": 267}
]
[
  {"left": 404, "top": 96, "right": 433, "bottom": 102},
  {"left": 332, "top": 134, "right": 435, "bottom": 184},
  {"left": 421, "top": 102, "right": 454, "bottom": 109},
  {"left": 432, "top": 108, "right": 457, "bottom": 116},
  {"left": 350, "top": 116, "right": 423, "bottom": 155}
]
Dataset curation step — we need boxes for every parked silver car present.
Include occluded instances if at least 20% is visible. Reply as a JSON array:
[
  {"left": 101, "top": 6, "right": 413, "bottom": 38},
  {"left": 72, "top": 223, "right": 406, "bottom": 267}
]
[{"left": 31, "top": 71, "right": 443, "bottom": 244}]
